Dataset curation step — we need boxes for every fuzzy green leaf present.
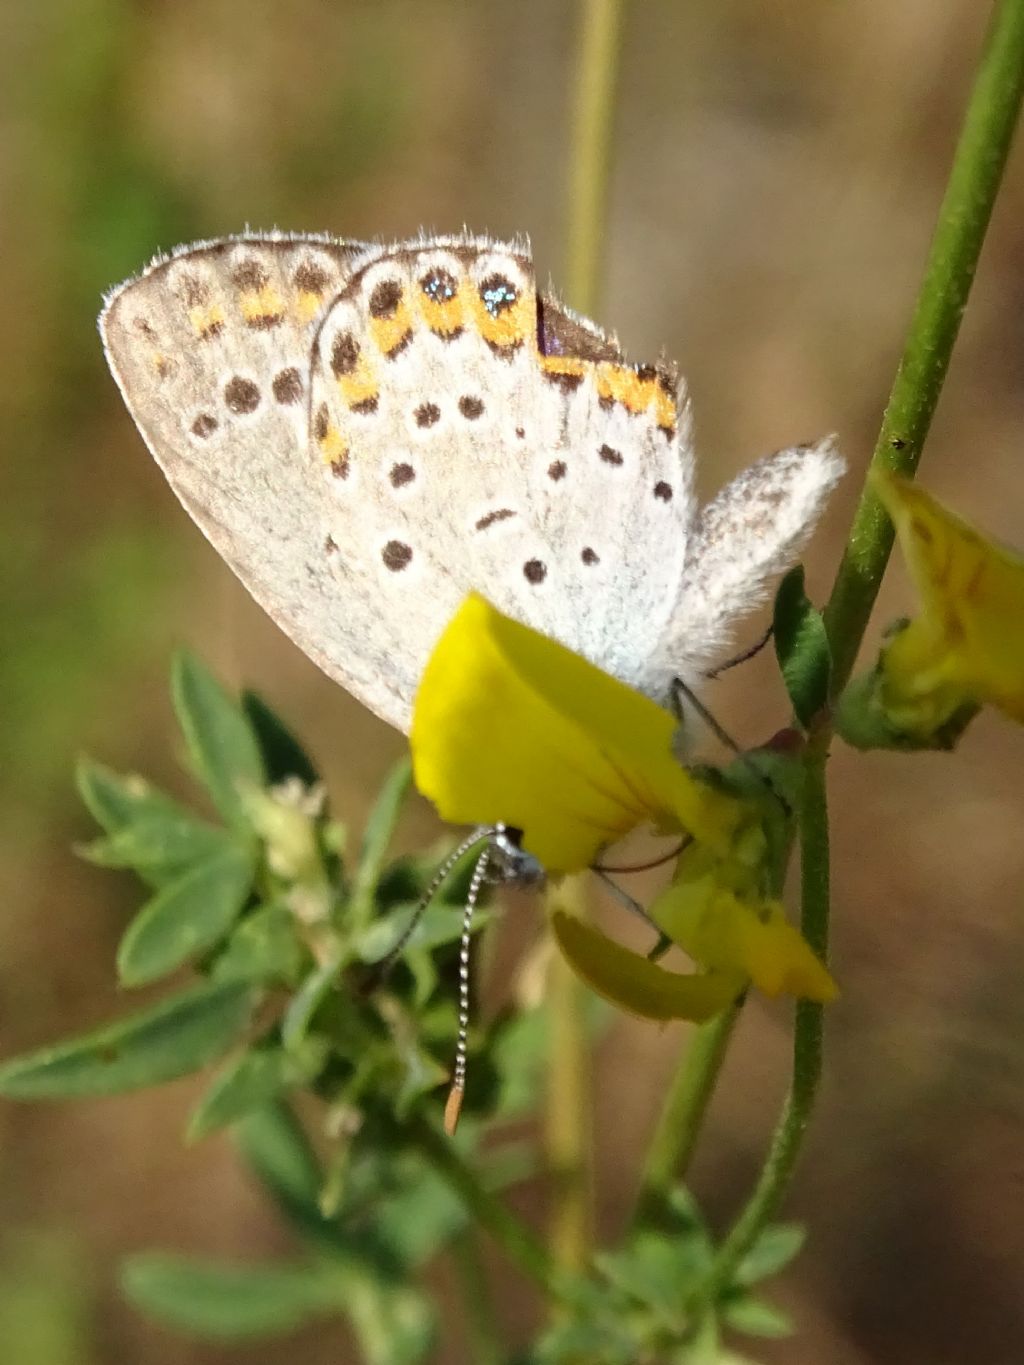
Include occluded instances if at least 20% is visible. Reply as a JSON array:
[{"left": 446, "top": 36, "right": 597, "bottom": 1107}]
[
  {"left": 0, "top": 981, "right": 255, "bottom": 1098},
  {"left": 773, "top": 565, "right": 832, "bottom": 728},
  {"left": 349, "top": 756, "right": 413, "bottom": 926},
  {"left": 242, "top": 691, "right": 319, "bottom": 786},
  {"left": 120, "top": 1254, "right": 343, "bottom": 1340},
  {"left": 80, "top": 811, "right": 232, "bottom": 885},
  {"left": 236, "top": 1102, "right": 323, "bottom": 1208},
  {"left": 210, "top": 902, "right": 309, "bottom": 987},
  {"left": 171, "top": 652, "right": 265, "bottom": 830},
  {"left": 116, "top": 844, "right": 255, "bottom": 987},
  {"left": 733, "top": 1222, "right": 806, "bottom": 1286},
  {"left": 188, "top": 1039, "right": 326, "bottom": 1141},
  {"left": 721, "top": 1293, "right": 793, "bottom": 1338},
  {"left": 77, "top": 756, "right": 190, "bottom": 835}
]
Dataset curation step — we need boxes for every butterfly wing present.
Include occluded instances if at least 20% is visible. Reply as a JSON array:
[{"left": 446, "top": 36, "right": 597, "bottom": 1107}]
[
  {"left": 305, "top": 236, "right": 697, "bottom": 726},
  {"left": 99, "top": 232, "right": 428, "bottom": 723}
]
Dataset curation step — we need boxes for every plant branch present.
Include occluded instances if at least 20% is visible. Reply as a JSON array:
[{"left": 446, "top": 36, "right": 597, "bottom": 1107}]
[
  {"left": 632, "top": 1001, "right": 742, "bottom": 1227},
  {"left": 412, "top": 1115, "right": 564, "bottom": 1299},
  {"left": 825, "top": 0, "right": 1024, "bottom": 689},
  {"left": 697, "top": 744, "right": 830, "bottom": 1300}
]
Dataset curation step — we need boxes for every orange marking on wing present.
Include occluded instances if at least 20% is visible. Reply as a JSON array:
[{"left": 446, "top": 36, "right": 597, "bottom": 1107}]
[
  {"left": 295, "top": 290, "right": 324, "bottom": 324},
  {"left": 188, "top": 303, "right": 225, "bottom": 338},
  {"left": 541, "top": 355, "right": 586, "bottom": 382},
  {"left": 240, "top": 285, "right": 286, "bottom": 326},
  {"left": 418, "top": 280, "right": 466, "bottom": 338},
  {"left": 369, "top": 299, "right": 414, "bottom": 356},
  {"left": 468, "top": 290, "right": 532, "bottom": 351},
  {"left": 316, "top": 422, "right": 349, "bottom": 467}
]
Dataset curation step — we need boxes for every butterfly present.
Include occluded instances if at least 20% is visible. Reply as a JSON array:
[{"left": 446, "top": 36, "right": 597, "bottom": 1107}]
[{"left": 99, "top": 230, "right": 843, "bottom": 731}]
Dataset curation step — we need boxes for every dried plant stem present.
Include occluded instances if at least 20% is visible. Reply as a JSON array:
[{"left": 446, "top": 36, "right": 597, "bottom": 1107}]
[
  {"left": 565, "top": 0, "right": 627, "bottom": 316},
  {"left": 825, "top": 0, "right": 1024, "bottom": 690},
  {"left": 542, "top": 0, "right": 627, "bottom": 1288}
]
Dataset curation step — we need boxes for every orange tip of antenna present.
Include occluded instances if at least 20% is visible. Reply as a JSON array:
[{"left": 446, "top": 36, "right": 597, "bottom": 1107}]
[{"left": 444, "top": 1084, "right": 465, "bottom": 1136}]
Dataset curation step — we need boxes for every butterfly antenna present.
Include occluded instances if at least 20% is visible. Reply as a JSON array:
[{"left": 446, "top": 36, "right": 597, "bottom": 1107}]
[
  {"left": 373, "top": 826, "right": 496, "bottom": 983},
  {"left": 703, "top": 623, "right": 774, "bottom": 679},
  {"left": 444, "top": 840, "right": 492, "bottom": 1136}
]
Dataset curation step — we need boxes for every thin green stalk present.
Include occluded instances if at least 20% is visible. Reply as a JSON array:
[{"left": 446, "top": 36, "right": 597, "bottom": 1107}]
[
  {"left": 412, "top": 1115, "right": 563, "bottom": 1299},
  {"left": 564, "top": 0, "right": 627, "bottom": 316},
  {"left": 697, "top": 746, "right": 830, "bottom": 1300},
  {"left": 824, "top": 0, "right": 1024, "bottom": 689},
  {"left": 450, "top": 1228, "right": 504, "bottom": 1365},
  {"left": 695, "top": 0, "right": 1024, "bottom": 1302},
  {"left": 545, "top": 877, "right": 593, "bottom": 1278},
  {"left": 632, "top": 1002, "right": 742, "bottom": 1226}
]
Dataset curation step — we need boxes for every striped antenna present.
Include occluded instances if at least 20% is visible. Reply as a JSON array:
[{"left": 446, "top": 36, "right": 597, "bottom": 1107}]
[
  {"left": 444, "top": 840, "right": 492, "bottom": 1135},
  {"left": 373, "top": 825, "right": 496, "bottom": 981}
]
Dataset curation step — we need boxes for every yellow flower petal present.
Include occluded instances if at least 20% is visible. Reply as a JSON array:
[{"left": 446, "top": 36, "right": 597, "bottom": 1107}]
[
  {"left": 651, "top": 875, "right": 837, "bottom": 1003},
  {"left": 411, "top": 593, "right": 745, "bottom": 873},
  {"left": 549, "top": 909, "right": 743, "bottom": 1022},
  {"left": 873, "top": 470, "right": 1024, "bottom": 725}
]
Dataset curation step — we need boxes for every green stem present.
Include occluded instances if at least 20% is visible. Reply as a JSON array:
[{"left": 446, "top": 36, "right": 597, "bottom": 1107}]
[
  {"left": 698, "top": 745, "right": 830, "bottom": 1300},
  {"left": 564, "top": 0, "right": 627, "bottom": 316},
  {"left": 824, "top": 0, "right": 1024, "bottom": 689},
  {"left": 412, "top": 1115, "right": 563, "bottom": 1299},
  {"left": 450, "top": 1228, "right": 504, "bottom": 1365},
  {"left": 545, "top": 877, "right": 593, "bottom": 1278},
  {"left": 632, "top": 1002, "right": 741, "bottom": 1226},
  {"left": 696, "top": 1, "right": 1024, "bottom": 1303}
]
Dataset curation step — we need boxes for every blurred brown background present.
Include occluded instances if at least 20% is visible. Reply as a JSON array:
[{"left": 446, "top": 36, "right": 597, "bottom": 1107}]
[{"left": 2, "top": 1, "right": 1024, "bottom": 1361}]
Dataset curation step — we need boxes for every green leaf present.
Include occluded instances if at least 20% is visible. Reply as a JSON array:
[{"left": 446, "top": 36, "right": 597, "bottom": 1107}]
[
  {"left": 721, "top": 1293, "right": 793, "bottom": 1338},
  {"left": 242, "top": 690, "right": 319, "bottom": 786},
  {"left": 353, "top": 899, "right": 489, "bottom": 963},
  {"left": 76, "top": 756, "right": 171, "bottom": 833},
  {"left": 0, "top": 981, "right": 255, "bottom": 1098},
  {"left": 349, "top": 756, "right": 413, "bottom": 926},
  {"left": 236, "top": 1102, "right": 323, "bottom": 1207},
  {"left": 772, "top": 565, "right": 832, "bottom": 728},
  {"left": 733, "top": 1222, "right": 806, "bottom": 1286},
  {"left": 188, "top": 1039, "right": 326, "bottom": 1141},
  {"left": 116, "top": 844, "right": 255, "bottom": 987},
  {"left": 281, "top": 955, "right": 342, "bottom": 1051},
  {"left": 343, "top": 1273, "right": 434, "bottom": 1365},
  {"left": 211, "top": 902, "right": 309, "bottom": 987},
  {"left": 171, "top": 652, "right": 265, "bottom": 830},
  {"left": 120, "top": 1254, "right": 343, "bottom": 1340},
  {"left": 80, "top": 812, "right": 232, "bottom": 886}
]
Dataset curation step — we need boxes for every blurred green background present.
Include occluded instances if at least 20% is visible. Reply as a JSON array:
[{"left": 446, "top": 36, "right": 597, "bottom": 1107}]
[{"left": 2, "top": 1, "right": 1024, "bottom": 1361}]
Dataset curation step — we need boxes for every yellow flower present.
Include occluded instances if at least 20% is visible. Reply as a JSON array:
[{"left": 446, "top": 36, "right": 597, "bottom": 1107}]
[
  {"left": 411, "top": 592, "right": 744, "bottom": 875},
  {"left": 411, "top": 593, "right": 835, "bottom": 1020},
  {"left": 869, "top": 470, "right": 1024, "bottom": 736},
  {"left": 650, "top": 841, "right": 837, "bottom": 1002}
]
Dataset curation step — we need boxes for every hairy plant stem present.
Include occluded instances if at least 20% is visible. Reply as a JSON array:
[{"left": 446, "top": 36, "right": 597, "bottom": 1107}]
[
  {"left": 697, "top": 742, "right": 830, "bottom": 1301},
  {"left": 696, "top": 0, "right": 1024, "bottom": 1299},
  {"left": 632, "top": 1001, "right": 741, "bottom": 1226},
  {"left": 564, "top": 0, "right": 627, "bottom": 316},
  {"left": 824, "top": 0, "right": 1024, "bottom": 689}
]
